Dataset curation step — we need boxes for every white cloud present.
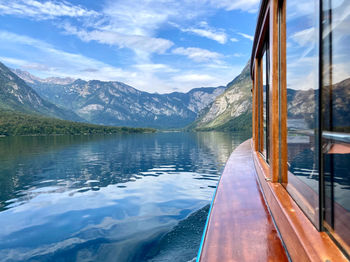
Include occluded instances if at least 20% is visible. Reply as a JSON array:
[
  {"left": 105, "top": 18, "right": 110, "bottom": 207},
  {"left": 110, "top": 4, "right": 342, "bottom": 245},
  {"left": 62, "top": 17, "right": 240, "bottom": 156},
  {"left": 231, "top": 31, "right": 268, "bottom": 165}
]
[
  {"left": 0, "top": 0, "right": 98, "bottom": 19},
  {"left": 172, "top": 21, "right": 228, "bottom": 44},
  {"left": 56, "top": 0, "right": 190, "bottom": 58},
  {"left": 172, "top": 47, "right": 223, "bottom": 63},
  {"left": 209, "top": 0, "right": 260, "bottom": 13},
  {"left": 237, "top": 32, "right": 254, "bottom": 41},
  {"left": 61, "top": 23, "right": 173, "bottom": 55},
  {"left": 169, "top": 64, "right": 244, "bottom": 89},
  {"left": 286, "top": 55, "right": 318, "bottom": 90},
  {"left": 0, "top": 0, "right": 255, "bottom": 66},
  {"left": 0, "top": 31, "right": 137, "bottom": 81},
  {"left": 133, "top": 64, "right": 178, "bottom": 73},
  {"left": 287, "top": 69, "right": 317, "bottom": 91},
  {"left": 172, "top": 73, "right": 215, "bottom": 83},
  {"left": 169, "top": 21, "right": 228, "bottom": 44},
  {"left": 0, "top": 31, "right": 232, "bottom": 93},
  {"left": 332, "top": 61, "right": 350, "bottom": 84},
  {"left": 291, "top": 27, "right": 315, "bottom": 47},
  {"left": 0, "top": 56, "right": 49, "bottom": 72},
  {"left": 286, "top": 1, "right": 315, "bottom": 20},
  {"left": 185, "top": 28, "right": 227, "bottom": 44},
  {"left": 0, "top": 1, "right": 255, "bottom": 93},
  {"left": 101, "top": 1, "right": 177, "bottom": 36},
  {"left": 0, "top": 56, "right": 28, "bottom": 67},
  {"left": 233, "top": 53, "right": 244, "bottom": 57}
]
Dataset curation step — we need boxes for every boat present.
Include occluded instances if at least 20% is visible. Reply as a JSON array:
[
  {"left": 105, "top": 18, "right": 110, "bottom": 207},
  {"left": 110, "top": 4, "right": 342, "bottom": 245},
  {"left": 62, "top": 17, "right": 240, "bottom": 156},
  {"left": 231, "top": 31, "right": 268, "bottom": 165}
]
[{"left": 197, "top": 0, "right": 350, "bottom": 261}]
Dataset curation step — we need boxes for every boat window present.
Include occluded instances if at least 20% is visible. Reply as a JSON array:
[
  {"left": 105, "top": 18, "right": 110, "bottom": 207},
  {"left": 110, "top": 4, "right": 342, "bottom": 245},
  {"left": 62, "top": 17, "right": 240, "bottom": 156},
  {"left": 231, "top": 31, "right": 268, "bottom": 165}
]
[
  {"left": 258, "top": 59, "right": 262, "bottom": 153},
  {"left": 262, "top": 42, "right": 270, "bottom": 163},
  {"left": 258, "top": 39, "right": 270, "bottom": 164},
  {"left": 285, "top": 0, "right": 320, "bottom": 228},
  {"left": 321, "top": 0, "right": 350, "bottom": 253}
]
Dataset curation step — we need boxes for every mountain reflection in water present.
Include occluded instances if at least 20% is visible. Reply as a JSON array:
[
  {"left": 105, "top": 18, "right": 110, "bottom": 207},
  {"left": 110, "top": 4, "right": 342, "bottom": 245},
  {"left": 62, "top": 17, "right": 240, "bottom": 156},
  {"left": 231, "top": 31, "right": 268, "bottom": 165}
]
[{"left": 0, "top": 131, "right": 250, "bottom": 262}]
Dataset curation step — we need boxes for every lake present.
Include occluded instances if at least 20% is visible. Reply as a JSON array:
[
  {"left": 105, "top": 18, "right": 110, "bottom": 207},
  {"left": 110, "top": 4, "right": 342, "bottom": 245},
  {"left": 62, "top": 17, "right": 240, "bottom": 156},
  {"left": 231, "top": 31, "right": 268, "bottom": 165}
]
[{"left": 0, "top": 131, "right": 250, "bottom": 262}]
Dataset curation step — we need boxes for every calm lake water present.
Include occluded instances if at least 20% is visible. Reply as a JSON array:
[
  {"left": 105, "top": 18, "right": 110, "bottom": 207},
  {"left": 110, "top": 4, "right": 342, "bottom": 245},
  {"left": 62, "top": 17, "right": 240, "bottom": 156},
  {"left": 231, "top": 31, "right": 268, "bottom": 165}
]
[{"left": 0, "top": 131, "right": 250, "bottom": 262}]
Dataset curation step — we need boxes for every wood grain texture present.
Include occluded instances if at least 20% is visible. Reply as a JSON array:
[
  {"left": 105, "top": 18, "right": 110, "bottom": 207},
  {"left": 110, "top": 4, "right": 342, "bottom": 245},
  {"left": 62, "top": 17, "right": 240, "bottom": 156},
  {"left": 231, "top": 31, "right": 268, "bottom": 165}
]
[
  {"left": 279, "top": 0, "right": 288, "bottom": 184},
  {"left": 253, "top": 151, "right": 349, "bottom": 262},
  {"left": 199, "top": 139, "right": 288, "bottom": 262},
  {"left": 251, "top": 0, "right": 270, "bottom": 76},
  {"left": 253, "top": 58, "right": 259, "bottom": 152},
  {"left": 269, "top": 0, "right": 279, "bottom": 183},
  {"left": 258, "top": 60, "right": 264, "bottom": 153}
]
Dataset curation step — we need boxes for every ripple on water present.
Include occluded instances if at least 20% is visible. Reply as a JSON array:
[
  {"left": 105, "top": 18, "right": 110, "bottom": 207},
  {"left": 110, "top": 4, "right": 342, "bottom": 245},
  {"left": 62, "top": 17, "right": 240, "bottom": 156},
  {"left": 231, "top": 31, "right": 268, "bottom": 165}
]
[{"left": 0, "top": 131, "right": 251, "bottom": 261}]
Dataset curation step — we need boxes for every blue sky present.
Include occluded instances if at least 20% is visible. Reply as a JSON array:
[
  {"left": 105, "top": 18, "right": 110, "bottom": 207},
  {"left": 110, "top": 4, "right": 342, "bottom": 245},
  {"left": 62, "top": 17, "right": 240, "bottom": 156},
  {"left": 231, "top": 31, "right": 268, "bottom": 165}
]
[{"left": 0, "top": 0, "right": 259, "bottom": 93}]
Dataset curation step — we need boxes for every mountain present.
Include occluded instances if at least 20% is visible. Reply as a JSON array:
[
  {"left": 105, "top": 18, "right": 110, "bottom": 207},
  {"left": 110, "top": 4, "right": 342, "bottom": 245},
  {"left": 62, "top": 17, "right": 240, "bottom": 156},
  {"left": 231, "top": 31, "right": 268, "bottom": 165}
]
[
  {"left": 12, "top": 68, "right": 75, "bottom": 85},
  {"left": 14, "top": 71, "right": 225, "bottom": 129},
  {"left": 0, "top": 62, "right": 81, "bottom": 121},
  {"left": 192, "top": 58, "right": 350, "bottom": 133},
  {"left": 288, "top": 77, "right": 350, "bottom": 131},
  {"left": 192, "top": 61, "right": 252, "bottom": 131}
]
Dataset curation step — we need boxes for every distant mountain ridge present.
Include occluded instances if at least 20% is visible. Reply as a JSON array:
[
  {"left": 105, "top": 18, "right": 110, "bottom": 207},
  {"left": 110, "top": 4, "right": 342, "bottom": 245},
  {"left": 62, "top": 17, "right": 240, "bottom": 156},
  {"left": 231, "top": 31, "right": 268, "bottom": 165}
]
[
  {"left": 192, "top": 60, "right": 350, "bottom": 133},
  {"left": 192, "top": 61, "right": 252, "bottom": 131},
  {"left": 12, "top": 68, "right": 75, "bottom": 85},
  {"left": 14, "top": 69, "right": 225, "bottom": 129},
  {"left": 0, "top": 62, "right": 81, "bottom": 121}
]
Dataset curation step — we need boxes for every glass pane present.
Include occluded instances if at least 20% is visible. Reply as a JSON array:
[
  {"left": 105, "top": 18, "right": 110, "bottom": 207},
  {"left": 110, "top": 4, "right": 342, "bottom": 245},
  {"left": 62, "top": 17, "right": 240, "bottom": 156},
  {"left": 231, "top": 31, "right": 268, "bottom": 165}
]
[
  {"left": 322, "top": 0, "right": 350, "bottom": 253},
  {"left": 260, "top": 43, "right": 270, "bottom": 163},
  {"left": 265, "top": 45, "right": 270, "bottom": 163},
  {"left": 258, "top": 60, "right": 261, "bottom": 152},
  {"left": 286, "top": 0, "right": 319, "bottom": 227},
  {"left": 262, "top": 50, "right": 267, "bottom": 158}
]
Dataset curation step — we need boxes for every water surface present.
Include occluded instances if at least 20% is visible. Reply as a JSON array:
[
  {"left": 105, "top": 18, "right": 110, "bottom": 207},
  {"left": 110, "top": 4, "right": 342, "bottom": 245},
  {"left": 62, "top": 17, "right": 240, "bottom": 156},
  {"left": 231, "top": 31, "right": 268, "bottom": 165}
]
[{"left": 0, "top": 132, "right": 250, "bottom": 261}]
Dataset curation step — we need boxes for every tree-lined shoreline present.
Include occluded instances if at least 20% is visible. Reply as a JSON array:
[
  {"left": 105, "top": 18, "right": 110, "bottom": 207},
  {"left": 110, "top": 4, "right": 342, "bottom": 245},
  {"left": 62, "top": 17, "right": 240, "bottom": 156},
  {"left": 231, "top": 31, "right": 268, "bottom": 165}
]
[{"left": 0, "top": 110, "right": 156, "bottom": 136}]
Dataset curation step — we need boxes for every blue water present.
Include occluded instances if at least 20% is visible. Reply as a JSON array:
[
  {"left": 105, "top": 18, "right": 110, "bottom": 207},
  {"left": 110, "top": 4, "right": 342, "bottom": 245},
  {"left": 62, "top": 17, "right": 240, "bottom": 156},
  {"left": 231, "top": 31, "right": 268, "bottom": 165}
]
[{"left": 0, "top": 132, "right": 250, "bottom": 262}]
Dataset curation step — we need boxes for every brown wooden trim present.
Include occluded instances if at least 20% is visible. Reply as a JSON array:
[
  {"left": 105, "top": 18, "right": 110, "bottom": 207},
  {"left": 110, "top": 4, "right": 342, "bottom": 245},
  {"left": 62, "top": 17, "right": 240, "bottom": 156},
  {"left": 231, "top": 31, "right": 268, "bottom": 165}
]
[
  {"left": 269, "top": 0, "right": 279, "bottom": 182},
  {"left": 253, "top": 58, "right": 259, "bottom": 152},
  {"left": 253, "top": 150, "right": 348, "bottom": 262},
  {"left": 258, "top": 58, "right": 264, "bottom": 153},
  {"left": 199, "top": 140, "right": 288, "bottom": 262},
  {"left": 252, "top": 78, "right": 256, "bottom": 148},
  {"left": 252, "top": 2, "right": 272, "bottom": 173},
  {"left": 283, "top": 171, "right": 319, "bottom": 225},
  {"left": 279, "top": 0, "right": 288, "bottom": 184},
  {"left": 251, "top": 0, "right": 270, "bottom": 76},
  {"left": 252, "top": 0, "right": 288, "bottom": 184},
  {"left": 253, "top": 4, "right": 270, "bottom": 69},
  {"left": 325, "top": 218, "right": 350, "bottom": 256}
]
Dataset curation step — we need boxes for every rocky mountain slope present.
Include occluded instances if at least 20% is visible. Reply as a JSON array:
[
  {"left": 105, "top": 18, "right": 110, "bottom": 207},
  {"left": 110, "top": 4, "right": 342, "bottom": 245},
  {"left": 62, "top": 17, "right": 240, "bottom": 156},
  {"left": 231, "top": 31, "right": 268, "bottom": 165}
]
[
  {"left": 288, "top": 77, "right": 350, "bottom": 131},
  {"left": 193, "top": 61, "right": 252, "bottom": 131},
  {"left": 10, "top": 60, "right": 344, "bottom": 133},
  {"left": 14, "top": 70, "right": 225, "bottom": 129},
  {"left": 12, "top": 68, "right": 75, "bottom": 85},
  {"left": 192, "top": 59, "right": 350, "bottom": 132},
  {"left": 0, "top": 62, "right": 81, "bottom": 121}
]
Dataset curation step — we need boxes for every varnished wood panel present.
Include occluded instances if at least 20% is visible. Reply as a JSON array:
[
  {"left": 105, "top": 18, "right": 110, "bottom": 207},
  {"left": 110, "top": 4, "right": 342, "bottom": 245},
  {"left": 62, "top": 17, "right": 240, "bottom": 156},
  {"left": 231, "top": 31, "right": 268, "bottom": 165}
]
[
  {"left": 284, "top": 171, "right": 318, "bottom": 224},
  {"left": 252, "top": 0, "right": 287, "bottom": 183},
  {"left": 269, "top": 0, "right": 280, "bottom": 183},
  {"left": 199, "top": 140, "right": 288, "bottom": 262},
  {"left": 251, "top": 0, "right": 270, "bottom": 76},
  {"left": 252, "top": 78, "right": 255, "bottom": 146},
  {"left": 253, "top": 58, "right": 259, "bottom": 152},
  {"left": 279, "top": 0, "right": 288, "bottom": 184},
  {"left": 258, "top": 60, "right": 264, "bottom": 153},
  {"left": 253, "top": 151, "right": 348, "bottom": 261}
]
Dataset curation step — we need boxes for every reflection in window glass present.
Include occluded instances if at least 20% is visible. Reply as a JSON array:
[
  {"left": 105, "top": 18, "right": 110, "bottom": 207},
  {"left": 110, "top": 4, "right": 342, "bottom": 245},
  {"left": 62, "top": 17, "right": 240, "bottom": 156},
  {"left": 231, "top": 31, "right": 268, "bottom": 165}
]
[
  {"left": 262, "top": 50, "right": 267, "bottom": 159},
  {"left": 322, "top": 0, "right": 350, "bottom": 252},
  {"left": 258, "top": 60, "right": 262, "bottom": 153},
  {"left": 286, "top": 0, "right": 319, "bottom": 227},
  {"left": 260, "top": 42, "right": 269, "bottom": 163}
]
